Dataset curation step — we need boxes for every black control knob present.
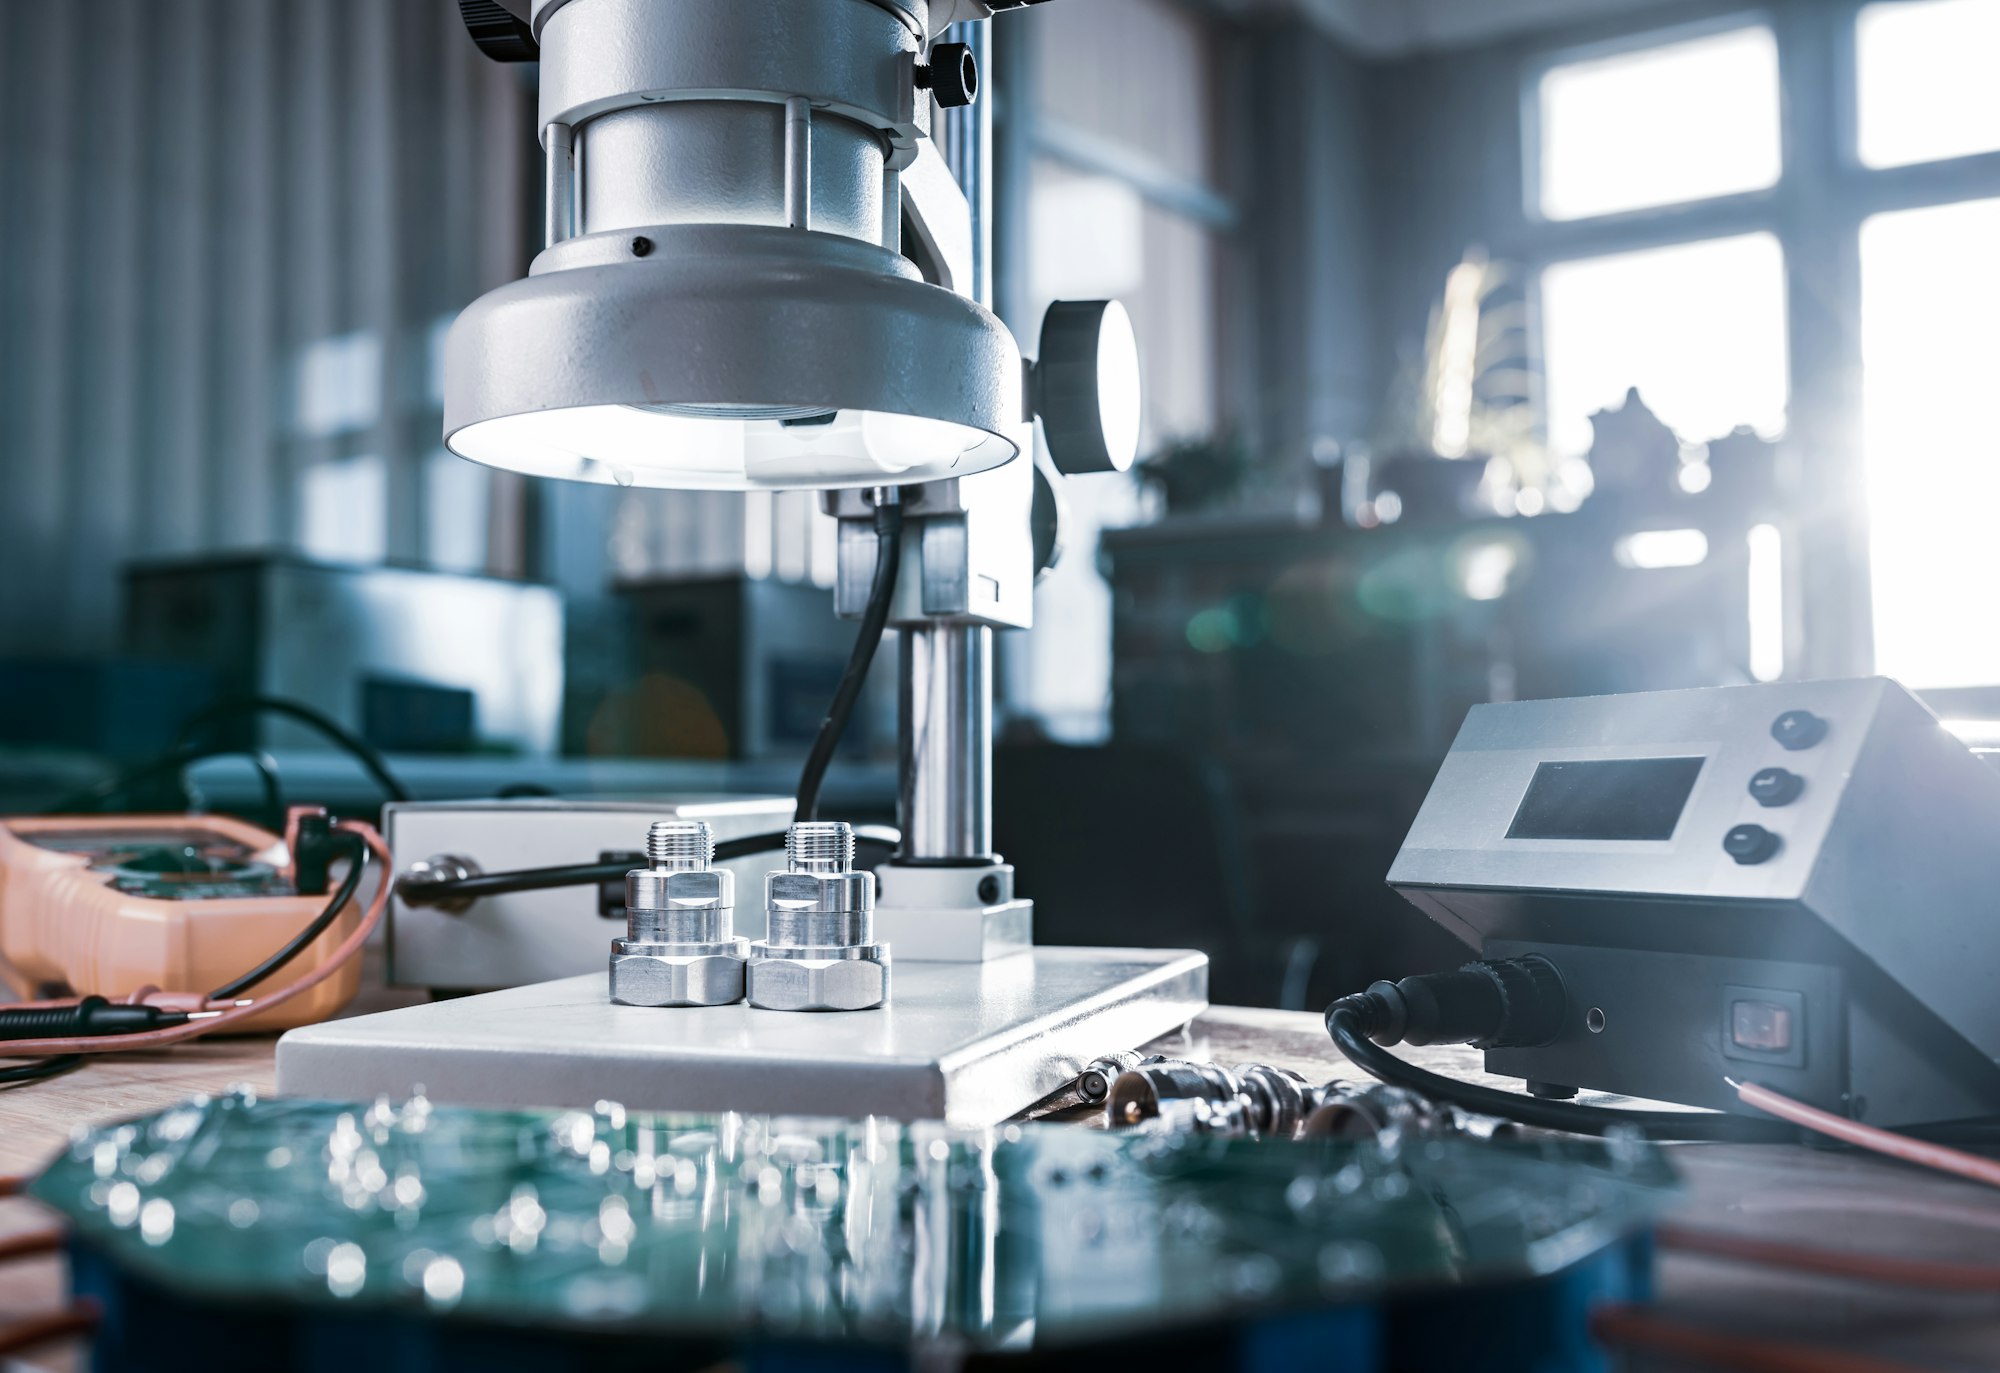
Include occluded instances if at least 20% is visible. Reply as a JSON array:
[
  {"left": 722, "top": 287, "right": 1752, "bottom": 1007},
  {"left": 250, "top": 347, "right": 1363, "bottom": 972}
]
[
  {"left": 917, "top": 43, "right": 979, "bottom": 108},
  {"left": 1748, "top": 767, "right": 1804, "bottom": 807},
  {"left": 1724, "top": 823, "right": 1781, "bottom": 865},
  {"left": 1771, "top": 709, "right": 1827, "bottom": 751}
]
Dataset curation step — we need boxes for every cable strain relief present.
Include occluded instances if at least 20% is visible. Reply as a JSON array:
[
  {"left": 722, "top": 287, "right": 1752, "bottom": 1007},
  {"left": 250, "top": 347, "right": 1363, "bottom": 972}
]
[{"left": 1325, "top": 987, "right": 1404, "bottom": 1046}]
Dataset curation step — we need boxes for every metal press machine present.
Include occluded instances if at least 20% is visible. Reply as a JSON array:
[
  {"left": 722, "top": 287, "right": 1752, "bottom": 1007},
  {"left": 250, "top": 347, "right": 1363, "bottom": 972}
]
[{"left": 276, "top": 0, "right": 1209, "bottom": 1123}]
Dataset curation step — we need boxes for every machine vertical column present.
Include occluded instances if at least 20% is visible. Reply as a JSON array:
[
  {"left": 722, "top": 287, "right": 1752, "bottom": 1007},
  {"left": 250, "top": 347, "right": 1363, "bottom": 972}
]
[
  {"left": 895, "top": 31, "right": 999, "bottom": 870},
  {"left": 899, "top": 623, "right": 993, "bottom": 862}
]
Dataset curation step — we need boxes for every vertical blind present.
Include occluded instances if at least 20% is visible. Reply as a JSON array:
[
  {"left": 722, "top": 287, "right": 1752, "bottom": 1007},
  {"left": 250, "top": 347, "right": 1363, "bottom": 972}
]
[{"left": 0, "top": 0, "right": 536, "bottom": 655}]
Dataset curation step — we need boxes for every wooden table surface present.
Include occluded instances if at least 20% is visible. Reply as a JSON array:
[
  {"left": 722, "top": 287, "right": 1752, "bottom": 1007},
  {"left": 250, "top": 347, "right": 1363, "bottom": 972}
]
[{"left": 6, "top": 1002, "right": 2000, "bottom": 1371}]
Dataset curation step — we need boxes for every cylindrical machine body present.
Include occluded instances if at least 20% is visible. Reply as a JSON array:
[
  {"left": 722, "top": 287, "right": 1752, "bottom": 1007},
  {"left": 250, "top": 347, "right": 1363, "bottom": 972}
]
[
  {"left": 536, "top": 0, "right": 923, "bottom": 250},
  {"left": 576, "top": 102, "right": 886, "bottom": 241},
  {"left": 898, "top": 624, "right": 993, "bottom": 862}
]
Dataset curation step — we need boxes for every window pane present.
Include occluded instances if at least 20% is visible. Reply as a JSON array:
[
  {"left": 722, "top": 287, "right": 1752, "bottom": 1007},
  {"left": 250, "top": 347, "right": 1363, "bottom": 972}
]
[
  {"left": 300, "top": 454, "right": 387, "bottom": 564},
  {"left": 1861, "top": 198, "right": 2000, "bottom": 687},
  {"left": 1541, "top": 234, "right": 1790, "bottom": 460},
  {"left": 1858, "top": 0, "right": 2000, "bottom": 169},
  {"left": 1536, "top": 26, "right": 1781, "bottom": 221},
  {"left": 425, "top": 450, "right": 490, "bottom": 575}
]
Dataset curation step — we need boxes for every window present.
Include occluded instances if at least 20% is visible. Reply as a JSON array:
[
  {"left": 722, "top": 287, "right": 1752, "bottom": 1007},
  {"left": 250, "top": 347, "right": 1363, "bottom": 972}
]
[
  {"left": 426, "top": 451, "right": 491, "bottom": 575},
  {"left": 1858, "top": 0, "right": 2000, "bottom": 169},
  {"left": 294, "top": 331, "right": 382, "bottom": 438},
  {"left": 1861, "top": 197, "right": 2000, "bottom": 688},
  {"left": 1540, "top": 234, "right": 1790, "bottom": 459},
  {"left": 301, "top": 455, "right": 388, "bottom": 564},
  {"left": 1534, "top": 25, "right": 1782, "bottom": 221},
  {"left": 1009, "top": 0, "right": 1229, "bottom": 743}
]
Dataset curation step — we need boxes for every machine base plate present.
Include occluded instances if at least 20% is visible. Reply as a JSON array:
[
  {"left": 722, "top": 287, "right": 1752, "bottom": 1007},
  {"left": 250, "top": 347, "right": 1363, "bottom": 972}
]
[{"left": 277, "top": 947, "right": 1208, "bottom": 1126}]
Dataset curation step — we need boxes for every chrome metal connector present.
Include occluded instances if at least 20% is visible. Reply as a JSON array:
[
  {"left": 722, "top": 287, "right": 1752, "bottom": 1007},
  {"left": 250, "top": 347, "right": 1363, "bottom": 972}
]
[
  {"left": 1104, "top": 1058, "right": 1324, "bottom": 1139},
  {"left": 609, "top": 820, "right": 749, "bottom": 1007},
  {"left": 746, "top": 821, "right": 891, "bottom": 1012}
]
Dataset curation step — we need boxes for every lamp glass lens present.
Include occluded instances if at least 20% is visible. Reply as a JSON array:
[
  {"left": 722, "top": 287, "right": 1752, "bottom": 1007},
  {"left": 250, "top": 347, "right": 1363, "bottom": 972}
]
[
  {"left": 1097, "top": 303, "right": 1143, "bottom": 471},
  {"left": 448, "top": 405, "right": 1018, "bottom": 490}
]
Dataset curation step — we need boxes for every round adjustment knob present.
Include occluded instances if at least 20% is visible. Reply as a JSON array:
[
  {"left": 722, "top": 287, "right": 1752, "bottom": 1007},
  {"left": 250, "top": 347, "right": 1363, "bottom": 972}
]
[
  {"left": 1723, "top": 823, "right": 1781, "bottom": 865},
  {"left": 1748, "top": 766, "right": 1804, "bottom": 807},
  {"left": 1771, "top": 709, "right": 1828, "bottom": 751},
  {"left": 1033, "top": 300, "right": 1142, "bottom": 475},
  {"left": 917, "top": 42, "right": 979, "bottom": 108}
]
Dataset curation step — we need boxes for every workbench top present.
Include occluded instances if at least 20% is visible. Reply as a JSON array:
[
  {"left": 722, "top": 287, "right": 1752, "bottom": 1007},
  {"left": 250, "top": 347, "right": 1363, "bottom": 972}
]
[{"left": 6, "top": 1003, "right": 2000, "bottom": 1371}]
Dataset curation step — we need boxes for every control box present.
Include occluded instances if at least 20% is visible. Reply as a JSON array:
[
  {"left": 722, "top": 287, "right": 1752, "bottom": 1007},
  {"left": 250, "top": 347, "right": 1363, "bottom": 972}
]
[
  {"left": 1388, "top": 678, "right": 2000, "bottom": 1125},
  {"left": 385, "top": 796, "right": 794, "bottom": 993}
]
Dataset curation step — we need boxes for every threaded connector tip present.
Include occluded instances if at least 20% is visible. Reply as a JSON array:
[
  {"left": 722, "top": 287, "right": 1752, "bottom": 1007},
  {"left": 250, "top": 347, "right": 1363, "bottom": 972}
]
[
  {"left": 648, "top": 819, "right": 714, "bottom": 868},
  {"left": 787, "top": 821, "right": 854, "bottom": 873}
]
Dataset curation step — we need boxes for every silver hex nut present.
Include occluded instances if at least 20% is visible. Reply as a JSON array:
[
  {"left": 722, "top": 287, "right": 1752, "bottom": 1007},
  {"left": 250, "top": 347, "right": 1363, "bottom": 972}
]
[
  {"left": 609, "top": 939, "right": 749, "bottom": 1007},
  {"left": 746, "top": 946, "right": 890, "bottom": 1012}
]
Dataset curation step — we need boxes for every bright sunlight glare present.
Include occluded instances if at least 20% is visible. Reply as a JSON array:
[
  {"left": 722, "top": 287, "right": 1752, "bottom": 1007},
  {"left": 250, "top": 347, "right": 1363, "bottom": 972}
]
[{"left": 1861, "top": 197, "right": 2000, "bottom": 688}]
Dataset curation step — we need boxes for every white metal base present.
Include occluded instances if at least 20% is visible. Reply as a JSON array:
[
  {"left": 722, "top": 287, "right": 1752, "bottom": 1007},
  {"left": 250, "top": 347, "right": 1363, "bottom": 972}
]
[
  {"left": 874, "top": 899, "right": 1032, "bottom": 960},
  {"left": 277, "top": 947, "right": 1208, "bottom": 1127},
  {"left": 872, "top": 861, "right": 1032, "bottom": 961}
]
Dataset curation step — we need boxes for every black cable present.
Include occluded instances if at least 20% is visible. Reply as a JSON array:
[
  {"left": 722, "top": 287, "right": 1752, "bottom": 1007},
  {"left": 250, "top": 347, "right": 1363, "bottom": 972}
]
[
  {"left": 173, "top": 696, "right": 411, "bottom": 804},
  {"left": 0, "top": 1055, "right": 82, "bottom": 1088},
  {"left": 795, "top": 497, "right": 902, "bottom": 823},
  {"left": 1325, "top": 1004, "right": 1796, "bottom": 1142},
  {"left": 395, "top": 825, "right": 902, "bottom": 906},
  {"left": 0, "top": 997, "right": 193, "bottom": 1041},
  {"left": 44, "top": 746, "right": 283, "bottom": 827},
  {"left": 208, "top": 833, "right": 367, "bottom": 1002}
]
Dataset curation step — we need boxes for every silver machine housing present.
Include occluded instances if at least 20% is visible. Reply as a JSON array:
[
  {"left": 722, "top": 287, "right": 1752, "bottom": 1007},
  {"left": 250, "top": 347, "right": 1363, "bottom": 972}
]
[{"left": 1388, "top": 677, "right": 2000, "bottom": 1125}]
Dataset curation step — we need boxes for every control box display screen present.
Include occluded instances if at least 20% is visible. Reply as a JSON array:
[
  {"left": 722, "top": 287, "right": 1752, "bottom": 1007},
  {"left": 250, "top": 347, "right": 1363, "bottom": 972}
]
[{"left": 1506, "top": 757, "right": 1705, "bottom": 841}]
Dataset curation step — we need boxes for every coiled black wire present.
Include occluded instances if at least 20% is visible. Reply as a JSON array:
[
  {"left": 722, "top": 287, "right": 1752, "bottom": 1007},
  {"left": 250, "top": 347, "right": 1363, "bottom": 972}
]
[{"left": 1324, "top": 1002, "right": 1797, "bottom": 1143}]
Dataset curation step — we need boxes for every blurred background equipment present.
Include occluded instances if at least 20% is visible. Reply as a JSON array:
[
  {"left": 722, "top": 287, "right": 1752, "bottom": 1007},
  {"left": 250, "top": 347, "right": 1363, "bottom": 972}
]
[
  {"left": 124, "top": 553, "right": 563, "bottom": 758},
  {"left": 0, "top": 814, "right": 363, "bottom": 1031},
  {"left": 573, "top": 573, "right": 896, "bottom": 762}
]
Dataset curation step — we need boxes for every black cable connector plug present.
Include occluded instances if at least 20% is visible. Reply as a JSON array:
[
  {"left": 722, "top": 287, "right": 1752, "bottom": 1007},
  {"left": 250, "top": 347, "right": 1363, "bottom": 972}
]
[
  {"left": 0, "top": 996, "right": 195, "bottom": 1042},
  {"left": 1332, "top": 955, "right": 1567, "bottom": 1049},
  {"left": 292, "top": 810, "right": 339, "bottom": 897},
  {"left": 1324, "top": 956, "right": 1799, "bottom": 1141}
]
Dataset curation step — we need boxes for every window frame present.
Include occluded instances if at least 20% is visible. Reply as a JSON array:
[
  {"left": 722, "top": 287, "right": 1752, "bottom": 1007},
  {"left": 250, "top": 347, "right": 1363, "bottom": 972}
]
[
  {"left": 1521, "top": 9, "right": 1784, "bottom": 227},
  {"left": 1514, "top": 0, "right": 2000, "bottom": 686}
]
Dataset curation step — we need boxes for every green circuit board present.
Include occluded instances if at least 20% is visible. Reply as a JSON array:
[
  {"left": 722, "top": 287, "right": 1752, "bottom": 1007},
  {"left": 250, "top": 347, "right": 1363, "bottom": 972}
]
[
  {"left": 24, "top": 828, "right": 289, "bottom": 901},
  {"left": 34, "top": 1088, "right": 1677, "bottom": 1351}
]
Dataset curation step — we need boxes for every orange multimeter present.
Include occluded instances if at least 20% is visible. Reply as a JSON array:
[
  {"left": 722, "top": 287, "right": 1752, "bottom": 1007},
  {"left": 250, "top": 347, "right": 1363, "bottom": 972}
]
[{"left": 0, "top": 814, "right": 363, "bottom": 1031}]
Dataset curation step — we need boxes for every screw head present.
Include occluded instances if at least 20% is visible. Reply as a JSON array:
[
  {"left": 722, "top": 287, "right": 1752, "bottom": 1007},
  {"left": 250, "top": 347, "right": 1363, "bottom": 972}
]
[{"left": 631, "top": 236, "right": 654, "bottom": 257}]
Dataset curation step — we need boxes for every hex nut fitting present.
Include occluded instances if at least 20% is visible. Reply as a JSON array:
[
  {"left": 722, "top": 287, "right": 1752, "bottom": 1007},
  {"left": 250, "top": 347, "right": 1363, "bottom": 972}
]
[
  {"left": 609, "top": 819, "right": 748, "bottom": 1007},
  {"left": 746, "top": 943, "right": 891, "bottom": 1012},
  {"left": 747, "top": 821, "right": 890, "bottom": 1012},
  {"left": 610, "top": 940, "right": 749, "bottom": 1007}
]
